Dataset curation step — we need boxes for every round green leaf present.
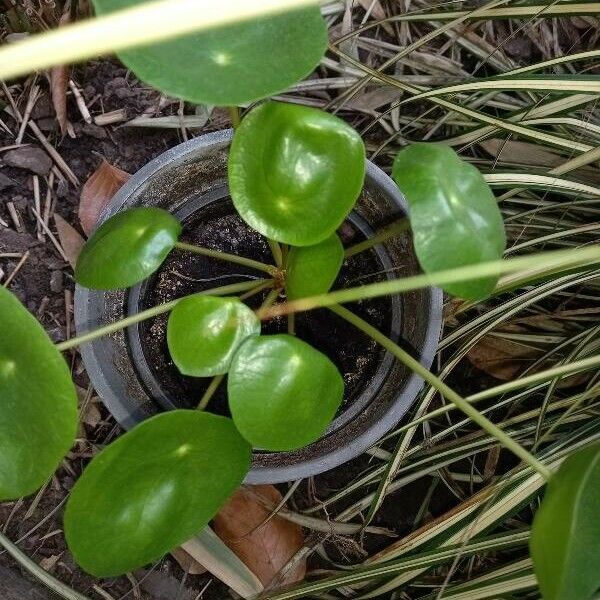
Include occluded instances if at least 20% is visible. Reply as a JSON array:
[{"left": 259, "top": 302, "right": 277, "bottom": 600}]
[
  {"left": 75, "top": 207, "right": 181, "bottom": 290},
  {"left": 64, "top": 410, "right": 251, "bottom": 577},
  {"left": 167, "top": 295, "right": 260, "bottom": 377},
  {"left": 92, "top": 0, "right": 327, "bottom": 106},
  {"left": 530, "top": 443, "right": 600, "bottom": 600},
  {"left": 392, "top": 144, "right": 506, "bottom": 301},
  {"left": 228, "top": 334, "right": 344, "bottom": 451},
  {"left": 0, "top": 287, "right": 77, "bottom": 500},
  {"left": 286, "top": 234, "right": 344, "bottom": 301},
  {"left": 229, "top": 102, "right": 366, "bottom": 246}
]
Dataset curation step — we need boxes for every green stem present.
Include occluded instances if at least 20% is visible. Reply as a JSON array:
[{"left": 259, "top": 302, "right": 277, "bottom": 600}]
[
  {"left": 281, "top": 244, "right": 289, "bottom": 268},
  {"left": 55, "top": 280, "right": 266, "bottom": 352},
  {"left": 197, "top": 374, "right": 225, "bottom": 410},
  {"left": 259, "top": 246, "right": 600, "bottom": 319},
  {"left": 268, "top": 239, "right": 283, "bottom": 268},
  {"left": 239, "top": 279, "right": 274, "bottom": 300},
  {"left": 174, "top": 241, "right": 277, "bottom": 275},
  {"left": 260, "top": 287, "right": 281, "bottom": 311},
  {"left": 329, "top": 303, "right": 553, "bottom": 481},
  {"left": 228, "top": 106, "right": 241, "bottom": 129},
  {"left": 287, "top": 312, "right": 296, "bottom": 335},
  {"left": 344, "top": 218, "right": 411, "bottom": 258}
]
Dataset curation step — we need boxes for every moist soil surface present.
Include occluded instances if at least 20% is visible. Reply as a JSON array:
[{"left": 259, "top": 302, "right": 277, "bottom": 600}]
[{"left": 138, "top": 198, "right": 392, "bottom": 419}]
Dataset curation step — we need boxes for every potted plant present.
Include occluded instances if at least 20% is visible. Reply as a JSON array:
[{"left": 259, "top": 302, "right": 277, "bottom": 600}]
[{"left": 74, "top": 111, "right": 442, "bottom": 486}]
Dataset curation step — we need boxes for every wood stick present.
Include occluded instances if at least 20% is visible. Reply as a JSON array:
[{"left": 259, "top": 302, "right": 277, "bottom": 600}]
[
  {"left": 30, "top": 207, "right": 69, "bottom": 262},
  {"left": 69, "top": 80, "right": 93, "bottom": 124},
  {"left": 15, "top": 84, "right": 40, "bottom": 144},
  {"left": 3, "top": 251, "right": 30, "bottom": 288},
  {"left": 33, "top": 175, "right": 43, "bottom": 240},
  {"left": 6, "top": 202, "right": 23, "bottom": 233}
]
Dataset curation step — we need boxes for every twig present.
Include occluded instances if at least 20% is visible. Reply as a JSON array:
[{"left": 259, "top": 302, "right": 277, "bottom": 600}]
[
  {"left": 26, "top": 119, "right": 79, "bottom": 186},
  {"left": 42, "top": 171, "right": 55, "bottom": 236},
  {"left": 30, "top": 207, "right": 69, "bottom": 262},
  {"left": 1, "top": 81, "right": 21, "bottom": 123},
  {"left": 94, "top": 108, "right": 127, "bottom": 126},
  {"left": 4, "top": 106, "right": 79, "bottom": 186},
  {"left": 3, "top": 250, "right": 30, "bottom": 288},
  {"left": 6, "top": 202, "right": 23, "bottom": 232},
  {"left": 15, "top": 83, "right": 40, "bottom": 144},
  {"left": 69, "top": 79, "right": 93, "bottom": 124},
  {"left": 33, "top": 175, "right": 43, "bottom": 240}
]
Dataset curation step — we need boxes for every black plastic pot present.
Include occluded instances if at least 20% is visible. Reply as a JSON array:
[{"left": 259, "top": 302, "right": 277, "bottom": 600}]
[{"left": 75, "top": 130, "right": 442, "bottom": 484}]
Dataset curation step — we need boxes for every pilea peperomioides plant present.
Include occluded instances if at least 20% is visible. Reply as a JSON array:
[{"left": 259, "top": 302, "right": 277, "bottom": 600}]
[{"left": 0, "top": 100, "right": 598, "bottom": 597}]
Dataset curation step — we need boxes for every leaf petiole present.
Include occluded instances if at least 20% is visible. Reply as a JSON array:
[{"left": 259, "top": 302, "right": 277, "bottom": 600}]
[
  {"left": 344, "top": 217, "right": 411, "bottom": 258},
  {"left": 198, "top": 374, "right": 225, "bottom": 410},
  {"left": 329, "top": 303, "right": 553, "bottom": 481},
  {"left": 55, "top": 279, "right": 268, "bottom": 352},
  {"left": 174, "top": 241, "right": 278, "bottom": 275}
]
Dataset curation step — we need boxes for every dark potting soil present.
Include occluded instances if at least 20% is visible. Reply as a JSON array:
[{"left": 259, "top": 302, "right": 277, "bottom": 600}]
[{"left": 137, "top": 198, "right": 393, "bottom": 420}]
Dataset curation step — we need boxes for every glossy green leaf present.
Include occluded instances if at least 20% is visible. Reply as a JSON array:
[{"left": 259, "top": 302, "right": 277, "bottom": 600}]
[
  {"left": 167, "top": 296, "right": 260, "bottom": 377},
  {"left": 64, "top": 410, "right": 251, "bottom": 577},
  {"left": 92, "top": 0, "right": 327, "bottom": 106},
  {"left": 392, "top": 143, "right": 506, "bottom": 301},
  {"left": 75, "top": 207, "right": 181, "bottom": 290},
  {"left": 228, "top": 334, "right": 344, "bottom": 451},
  {"left": 530, "top": 443, "right": 600, "bottom": 600},
  {"left": 229, "top": 102, "right": 366, "bottom": 246},
  {"left": 286, "top": 234, "right": 344, "bottom": 300},
  {"left": 0, "top": 287, "right": 77, "bottom": 500}
]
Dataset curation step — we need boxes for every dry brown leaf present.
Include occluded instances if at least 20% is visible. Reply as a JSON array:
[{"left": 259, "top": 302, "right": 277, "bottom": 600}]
[
  {"left": 51, "top": 65, "right": 69, "bottom": 136},
  {"left": 467, "top": 335, "right": 541, "bottom": 380},
  {"left": 79, "top": 160, "right": 131, "bottom": 236},
  {"left": 54, "top": 214, "right": 85, "bottom": 269},
  {"left": 50, "top": 9, "right": 71, "bottom": 136},
  {"left": 480, "top": 139, "right": 565, "bottom": 170},
  {"left": 213, "top": 485, "right": 305, "bottom": 587},
  {"left": 468, "top": 328, "right": 591, "bottom": 388}
]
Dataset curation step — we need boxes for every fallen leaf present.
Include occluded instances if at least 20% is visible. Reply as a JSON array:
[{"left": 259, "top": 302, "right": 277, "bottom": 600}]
[
  {"left": 50, "top": 9, "right": 71, "bottom": 136},
  {"left": 54, "top": 214, "right": 85, "bottom": 269},
  {"left": 213, "top": 485, "right": 305, "bottom": 587},
  {"left": 170, "top": 547, "right": 207, "bottom": 575},
  {"left": 79, "top": 160, "right": 131, "bottom": 236},
  {"left": 480, "top": 139, "right": 565, "bottom": 170},
  {"left": 467, "top": 334, "right": 540, "bottom": 380}
]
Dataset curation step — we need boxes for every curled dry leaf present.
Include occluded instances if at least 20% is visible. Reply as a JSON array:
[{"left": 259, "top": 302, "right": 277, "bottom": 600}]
[
  {"left": 213, "top": 485, "right": 305, "bottom": 587},
  {"left": 50, "top": 10, "right": 71, "bottom": 136},
  {"left": 51, "top": 65, "right": 69, "bottom": 136},
  {"left": 467, "top": 334, "right": 540, "bottom": 381},
  {"left": 54, "top": 214, "right": 85, "bottom": 270},
  {"left": 79, "top": 160, "right": 131, "bottom": 236}
]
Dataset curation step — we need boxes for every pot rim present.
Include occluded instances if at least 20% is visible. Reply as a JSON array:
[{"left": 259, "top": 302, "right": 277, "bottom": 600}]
[{"left": 75, "top": 129, "right": 443, "bottom": 484}]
